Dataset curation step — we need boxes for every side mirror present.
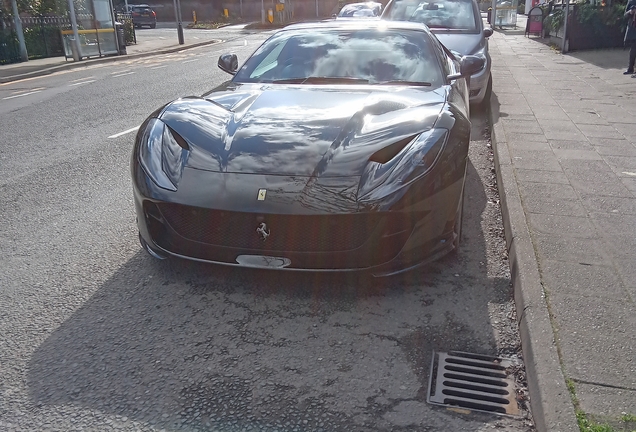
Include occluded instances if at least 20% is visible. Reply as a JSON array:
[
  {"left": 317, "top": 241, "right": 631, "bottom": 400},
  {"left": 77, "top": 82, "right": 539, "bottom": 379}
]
[
  {"left": 218, "top": 53, "right": 238, "bottom": 75},
  {"left": 446, "top": 55, "right": 485, "bottom": 81},
  {"left": 460, "top": 55, "right": 485, "bottom": 76},
  {"left": 483, "top": 27, "right": 493, "bottom": 37}
]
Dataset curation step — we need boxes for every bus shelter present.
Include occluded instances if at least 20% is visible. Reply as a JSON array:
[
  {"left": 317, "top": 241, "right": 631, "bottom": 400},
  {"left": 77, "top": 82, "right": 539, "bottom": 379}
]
[
  {"left": 61, "top": 0, "right": 118, "bottom": 60},
  {"left": 494, "top": 0, "right": 518, "bottom": 27}
]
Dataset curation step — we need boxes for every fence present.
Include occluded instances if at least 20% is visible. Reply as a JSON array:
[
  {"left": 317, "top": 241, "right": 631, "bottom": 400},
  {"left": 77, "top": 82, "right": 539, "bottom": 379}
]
[{"left": 0, "top": 13, "right": 108, "bottom": 65}]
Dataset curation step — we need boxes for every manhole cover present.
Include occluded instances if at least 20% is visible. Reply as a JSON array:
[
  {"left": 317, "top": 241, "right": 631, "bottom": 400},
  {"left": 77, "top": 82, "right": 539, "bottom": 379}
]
[{"left": 427, "top": 351, "right": 521, "bottom": 416}]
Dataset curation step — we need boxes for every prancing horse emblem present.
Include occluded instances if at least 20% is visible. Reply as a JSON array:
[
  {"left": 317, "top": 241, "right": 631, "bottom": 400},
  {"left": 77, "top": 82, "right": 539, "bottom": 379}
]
[{"left": 256, "top": 222, "right": 270, "bottom": 241}]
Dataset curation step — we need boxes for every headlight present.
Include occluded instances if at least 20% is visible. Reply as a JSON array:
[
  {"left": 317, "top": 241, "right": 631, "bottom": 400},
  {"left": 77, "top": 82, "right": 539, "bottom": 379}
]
[
  {"left": 138, "top": 118, "right": 189, "bottom": 191},
  {"left": 358, "top": 128, "right": 448, "bottom": 201},
  {"left": 472, "top": 48, "right": 488, "bottom": 74}
]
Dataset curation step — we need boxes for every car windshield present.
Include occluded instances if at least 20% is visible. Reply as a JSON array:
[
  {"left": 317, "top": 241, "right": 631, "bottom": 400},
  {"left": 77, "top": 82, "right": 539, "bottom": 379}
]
[
  {"left": 338, "top": 4, "right": 380, "bottom": 16},
  {"left": 233, "top": 28, "right": 443, "bottom": 86},
  {"left": 383, "top": 0, "right": 479, "bottom": 32}
]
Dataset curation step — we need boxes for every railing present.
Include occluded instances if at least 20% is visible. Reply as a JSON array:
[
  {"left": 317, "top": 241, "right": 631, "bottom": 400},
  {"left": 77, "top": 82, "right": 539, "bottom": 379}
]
[{"left": 0, "top": 14, "right": 97, "bottom": 64}]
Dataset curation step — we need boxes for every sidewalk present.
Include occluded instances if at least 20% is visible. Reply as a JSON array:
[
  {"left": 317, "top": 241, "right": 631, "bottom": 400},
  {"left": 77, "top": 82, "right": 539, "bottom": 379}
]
[
  {"left": 0, "top": 25, "right": 246, "bottom": 83},
  {"left": 489, "top": 29, "right": 636, "bottom": 431}
]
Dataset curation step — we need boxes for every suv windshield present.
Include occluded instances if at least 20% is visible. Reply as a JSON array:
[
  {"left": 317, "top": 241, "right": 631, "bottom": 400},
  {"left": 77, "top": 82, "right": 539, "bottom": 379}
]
[
  {"left": 233, "top": 28, "right": 443, "bottom": 86},
  {"left": 383, "top": 0, "right": 479, "bottom": 32}
]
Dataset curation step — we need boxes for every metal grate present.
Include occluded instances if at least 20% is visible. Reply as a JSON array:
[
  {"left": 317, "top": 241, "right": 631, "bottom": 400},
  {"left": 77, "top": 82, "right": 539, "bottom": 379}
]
[{"left": 427, "top": 351, "right": 520, "bottom": 416}]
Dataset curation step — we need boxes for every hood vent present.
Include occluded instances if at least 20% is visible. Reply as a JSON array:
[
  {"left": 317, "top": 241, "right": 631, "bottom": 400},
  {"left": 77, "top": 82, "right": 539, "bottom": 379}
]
[{"left": 427, "top": 351, "right": 521, "bottom": 416}]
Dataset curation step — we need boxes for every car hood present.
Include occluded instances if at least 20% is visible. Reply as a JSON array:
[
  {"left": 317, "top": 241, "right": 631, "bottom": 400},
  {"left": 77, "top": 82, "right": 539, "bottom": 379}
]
[
  {"left": 159, "top": 83, "right": 446, "bottom": 178},
  {"left": 433, "top": 32, "right": 484, "bottom": 56}
]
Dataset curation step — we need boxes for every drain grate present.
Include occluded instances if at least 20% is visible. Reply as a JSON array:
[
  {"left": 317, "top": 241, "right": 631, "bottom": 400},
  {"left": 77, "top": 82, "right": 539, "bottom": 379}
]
[{"left": 427, "top": 351, "right": 520, "bottom": 416}]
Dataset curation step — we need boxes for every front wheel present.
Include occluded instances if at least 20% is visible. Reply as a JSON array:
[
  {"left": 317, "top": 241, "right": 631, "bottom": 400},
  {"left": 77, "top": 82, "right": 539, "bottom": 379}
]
[{"left": 479, "top": 74, "right": 493, "bottom": 108}]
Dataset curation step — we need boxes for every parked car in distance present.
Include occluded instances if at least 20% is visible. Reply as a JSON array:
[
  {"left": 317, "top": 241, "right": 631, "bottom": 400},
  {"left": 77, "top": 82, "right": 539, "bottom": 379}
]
[
  {"left": 128, "top": 4, "right": 157, "bottom": 28},
  {"left": 131, "top": 21, "right": 484, "bottom": 276},
  {"left": 336, "top": 2, "right": 383, "bottom": 17},
  {"left": 382, "top": 0, "right": 493, "bottom": 105}
]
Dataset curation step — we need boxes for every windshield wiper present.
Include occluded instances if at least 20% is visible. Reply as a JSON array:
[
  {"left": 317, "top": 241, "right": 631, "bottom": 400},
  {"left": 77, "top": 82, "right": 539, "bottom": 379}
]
[
  {"left": 375, "top": 80, "right": 432, "bottom": 86},
  {"left": 272, "top": 76, "right": 370, "bottom": 84}
]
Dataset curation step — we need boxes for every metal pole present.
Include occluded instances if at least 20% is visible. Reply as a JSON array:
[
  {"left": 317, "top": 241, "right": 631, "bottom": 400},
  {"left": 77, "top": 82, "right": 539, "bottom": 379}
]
[
  {"left": 490, "top": 0, "right": 496, "bottom": 28},
  {"left": 315, "top": 0, "right": 319, "bottom": 17},
  {"left": 261, "top": 0, "right": 265, "bottom": 23},
  {"left": 561, "top": 0, "right": 569, "bottom": 53},
  {"left": 173, "top": 0, "right": 184, "bottom": 44},
  {"left": 10, "top": 0, "right": 28, "bottom": 61},
  {"left": 240, "top": 0, "right": 243, "bottom": 18},
  {"left": 67, "top": 0, "right": 82, "bottom": 61}
]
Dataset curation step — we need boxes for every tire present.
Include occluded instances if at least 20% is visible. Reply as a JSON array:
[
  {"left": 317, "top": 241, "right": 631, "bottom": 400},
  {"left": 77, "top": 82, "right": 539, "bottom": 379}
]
[
  {"left": 150, "top": 23, "right": 156, "bottom": 29},
  {"left": 480, "top": 74, "right": 493, "bottom": 108}
]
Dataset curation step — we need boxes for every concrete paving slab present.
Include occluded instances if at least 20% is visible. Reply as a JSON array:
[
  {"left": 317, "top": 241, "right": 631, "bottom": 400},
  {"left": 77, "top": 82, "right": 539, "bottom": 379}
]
[
  {"left": 522, "top": 196, "right": 587, "bottom": 217},
  {"left": 589, "top": 212, "right": 636, "bottom": 234},
  {"left": 569, "top": 178, "right": 633, "bottom": 197},
  {"left": 540, "top": 260, "right": 626, "bottom": 299},
  {"left": 593, "top": 142, "right": 636, "bottom": 157},
  {"left": 518, "top": 182, "right": 579, "bottom": 200},
  {"left": 509, "top": 141, "right": 553, "bottom": 152},
  {"left": 549, "top": 294, "right": 636, "bottom": 390},
  {"left": 532, "top": 234, "right": 608, "bottom": 264},
  {"left": 599, "top": 234, "right": 636, "bottom": 260},
  {"left": 577, "top": 383, "right": 636, "bottom": 418},
  {"left": 620, "top": 177, "right": 636, "bottom": 193},
  {"left": 552, "top": 149, "right": 603, "bottom": 161},
  {"left": 580, "top": 195, "right": 636, "bottom": 215},
  {"left": 576, "top": 124, "right": 626, "bottom": 140},
  {"left": 549, "top": 140, "right": 595, "bottom": 151},
  {"left": 515, "top": 169, "right": 570, "bottom": 184},
  {"left": 527, "top": 213, "right": 597, "bottom": 237},
  {"left": 512, "top": 151, "right": 564, "bottom": 171}
]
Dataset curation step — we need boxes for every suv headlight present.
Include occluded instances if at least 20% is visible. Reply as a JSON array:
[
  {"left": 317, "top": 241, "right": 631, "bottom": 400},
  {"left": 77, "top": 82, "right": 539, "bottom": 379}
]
[{"left": 138, "top": 118, "right": 189, "bottom": 191}]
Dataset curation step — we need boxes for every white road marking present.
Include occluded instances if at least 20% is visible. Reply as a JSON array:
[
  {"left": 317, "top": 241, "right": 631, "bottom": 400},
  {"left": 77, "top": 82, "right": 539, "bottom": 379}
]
[
  {"left": 244, "top": 39, "right": 248, "bottom": 46},
  {"left": 150, "top": 65, "right": 168, "bottom": 70},
  {"left": 623, "top": 171, "right": 636, "bottom": 176},
  {"left": 70, "top": 76, "right": 94, "bottom": 82},
  {"left": 3, "top": 90, "right": 43, "bottom": 99},
  {"left": 112, "top": 71, "right": 136, "bottom": 78},
  {"left": 108, "top": 126, "right": 140, "bottom": 139},
  {"left": 182, "top": 58, "right": 199, "bottom": 64},
  {"left": 10, "top": 87, "right": 45, "bottom": 95},
  {"left": 69, "top": 79, "right": 96, "bottom": 86}
]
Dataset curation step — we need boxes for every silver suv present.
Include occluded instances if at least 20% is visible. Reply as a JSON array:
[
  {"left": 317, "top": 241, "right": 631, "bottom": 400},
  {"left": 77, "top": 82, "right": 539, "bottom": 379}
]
[{"left": 382, "top": 0, "right": 493, "bottom": 105}]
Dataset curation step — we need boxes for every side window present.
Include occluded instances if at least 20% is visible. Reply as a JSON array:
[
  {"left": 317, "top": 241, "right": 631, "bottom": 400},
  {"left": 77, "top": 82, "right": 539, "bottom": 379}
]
[{"left": 250, "top": 40, "right": 288, "bottom": 79}]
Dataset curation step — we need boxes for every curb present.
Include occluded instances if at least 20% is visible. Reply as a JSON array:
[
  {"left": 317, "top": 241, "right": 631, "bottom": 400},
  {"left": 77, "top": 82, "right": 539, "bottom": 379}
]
[
  {"left": 0, "top": 39, "right": 220, "bottom": 84},
  {"left": 488, "top": 96, "right": 579, "bottom": 432}
]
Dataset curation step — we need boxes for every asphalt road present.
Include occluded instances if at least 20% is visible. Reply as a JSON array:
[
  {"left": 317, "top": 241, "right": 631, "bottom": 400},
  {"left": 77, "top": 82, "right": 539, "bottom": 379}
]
[{"left": 0, "top": 33, "right": 534, "bottom": 431}]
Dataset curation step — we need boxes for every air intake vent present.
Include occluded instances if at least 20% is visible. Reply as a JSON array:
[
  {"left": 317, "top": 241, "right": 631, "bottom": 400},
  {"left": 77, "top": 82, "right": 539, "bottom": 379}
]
[{"left": 427, "top": 351, "right": 520, "bottom": 416}]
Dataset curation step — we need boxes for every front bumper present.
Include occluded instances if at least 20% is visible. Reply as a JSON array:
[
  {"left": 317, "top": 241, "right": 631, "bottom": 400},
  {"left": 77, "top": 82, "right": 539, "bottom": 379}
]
[
  {"left": 468, "top": 54, "right": 492, "bottom": 104},
  {"left": 132, "top": 166, "right": 465, "bottom": 276}
]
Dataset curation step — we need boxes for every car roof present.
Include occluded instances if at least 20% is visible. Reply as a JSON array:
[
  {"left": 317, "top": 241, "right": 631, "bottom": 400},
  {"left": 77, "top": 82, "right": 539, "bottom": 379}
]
[{"left": 282, "top": 19, "right": 434, "bottom": 35}]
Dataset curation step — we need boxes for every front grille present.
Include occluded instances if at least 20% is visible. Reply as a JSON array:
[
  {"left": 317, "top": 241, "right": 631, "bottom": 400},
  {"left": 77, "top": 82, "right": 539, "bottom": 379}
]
[{"left": 156, "top": 203, "right": 384, "bottom": 253}]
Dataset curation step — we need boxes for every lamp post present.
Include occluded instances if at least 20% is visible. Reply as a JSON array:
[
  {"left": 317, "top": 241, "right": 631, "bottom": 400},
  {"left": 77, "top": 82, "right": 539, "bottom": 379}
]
[
  {"left": 173, "top": 0, "right": 184, "bottom": 44},
  {"left": 561, "top": 0, "right": 569, "bottom": 53},
  {"left": 67, "top": 0, "right": 82, "bottom": 61},
  {"left": 10, "top": 0, "right": 28, "bottom": 61},
  {"left": 261, "top": 0, "right": 265, "bottom": 23}
]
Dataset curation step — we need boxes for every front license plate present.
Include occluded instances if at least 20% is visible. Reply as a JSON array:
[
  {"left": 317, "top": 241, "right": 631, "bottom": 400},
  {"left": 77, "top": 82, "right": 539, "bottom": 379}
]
[{"left": 236, "top": 255, "right": 291, "bottom": 269}]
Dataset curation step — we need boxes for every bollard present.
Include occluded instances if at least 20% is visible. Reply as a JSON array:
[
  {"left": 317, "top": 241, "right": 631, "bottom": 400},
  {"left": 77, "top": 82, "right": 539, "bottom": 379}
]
[{"left": 192, "top": 10, "right": 197, "bottom": 24}]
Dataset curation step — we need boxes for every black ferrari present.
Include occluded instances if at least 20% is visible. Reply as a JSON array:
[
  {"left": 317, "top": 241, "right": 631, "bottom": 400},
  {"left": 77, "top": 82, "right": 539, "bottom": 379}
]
[{"left": 131, "top": 20, "right": 484, "bottom": 276}]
